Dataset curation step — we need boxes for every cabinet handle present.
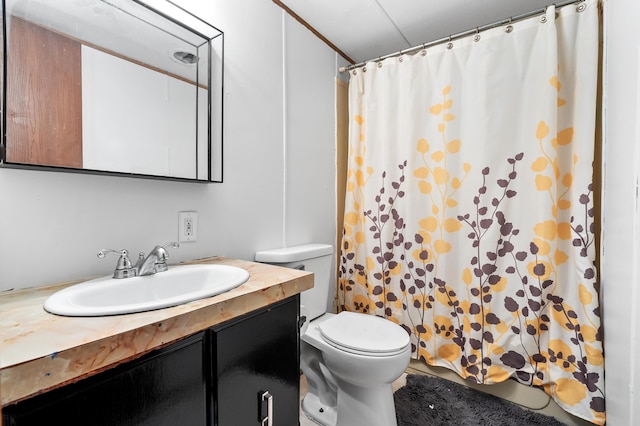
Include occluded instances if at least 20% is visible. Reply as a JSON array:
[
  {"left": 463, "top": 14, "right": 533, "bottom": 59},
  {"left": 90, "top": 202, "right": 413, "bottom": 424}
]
[{"left": 258, "top": 390, "right": 273, "bottom": 426}]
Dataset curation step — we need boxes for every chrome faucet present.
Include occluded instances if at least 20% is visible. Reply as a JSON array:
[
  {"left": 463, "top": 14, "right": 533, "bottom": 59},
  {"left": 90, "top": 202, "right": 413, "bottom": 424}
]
[
  {"left": 98, "top": 242, "right": 179, "bottom": 279},
  {"left": 135, "top": 242, "right": 180, "bottom": 276}
]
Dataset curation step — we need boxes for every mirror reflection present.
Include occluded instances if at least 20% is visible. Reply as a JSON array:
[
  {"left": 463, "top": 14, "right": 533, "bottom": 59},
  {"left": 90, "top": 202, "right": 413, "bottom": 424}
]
[{"left": 2, "top": 0, "right": 223, "bottom": 181}]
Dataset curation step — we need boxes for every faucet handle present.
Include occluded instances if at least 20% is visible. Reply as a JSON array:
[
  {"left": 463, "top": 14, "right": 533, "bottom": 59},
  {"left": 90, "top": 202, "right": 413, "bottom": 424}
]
[
  {"left": 154, "top": 242, "right": 179, "bottom": 272},
  {"left": 97, "top": 249, "right": 137, "bottom": 279},
  {"left": 158, "top": 242, "right": 180, "bottom": 260},
  {"left": 162, "top": 241, "right": 180, "bottom": 251}
]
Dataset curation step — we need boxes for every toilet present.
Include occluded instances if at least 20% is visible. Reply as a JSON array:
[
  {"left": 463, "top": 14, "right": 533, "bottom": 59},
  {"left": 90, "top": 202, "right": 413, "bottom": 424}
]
[{"left": 255, "top": 244, "right": 411, "bottom": 426}]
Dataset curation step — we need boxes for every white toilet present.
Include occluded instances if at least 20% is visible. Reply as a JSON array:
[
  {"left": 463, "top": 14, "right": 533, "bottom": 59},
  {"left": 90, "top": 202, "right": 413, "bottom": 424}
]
[{"left": 255, "top": 244, "right": 411, "bottom": 426}]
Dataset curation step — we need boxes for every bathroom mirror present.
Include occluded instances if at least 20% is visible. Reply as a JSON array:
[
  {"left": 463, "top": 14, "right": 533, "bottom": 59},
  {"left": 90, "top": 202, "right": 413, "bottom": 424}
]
[{"left": 0, "top": 0, "right": 224, "bottom": 182}]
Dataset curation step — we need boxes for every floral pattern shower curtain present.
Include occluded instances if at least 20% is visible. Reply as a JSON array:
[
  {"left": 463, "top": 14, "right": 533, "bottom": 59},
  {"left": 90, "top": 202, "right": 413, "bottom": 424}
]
[{"left": 338, "top": 0, "right": 603, "bottom": 423}]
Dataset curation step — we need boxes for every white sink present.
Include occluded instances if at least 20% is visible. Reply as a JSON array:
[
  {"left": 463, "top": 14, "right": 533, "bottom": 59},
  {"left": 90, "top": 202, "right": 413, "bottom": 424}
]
[{"left": 44, "top": 264, "right": 250, "bottom": 317}]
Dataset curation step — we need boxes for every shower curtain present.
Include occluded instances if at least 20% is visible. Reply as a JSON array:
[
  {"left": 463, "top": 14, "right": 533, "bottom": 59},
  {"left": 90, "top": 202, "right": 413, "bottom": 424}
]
[{"left": 338, "top": 0, "right": 603, "bottom": 423}]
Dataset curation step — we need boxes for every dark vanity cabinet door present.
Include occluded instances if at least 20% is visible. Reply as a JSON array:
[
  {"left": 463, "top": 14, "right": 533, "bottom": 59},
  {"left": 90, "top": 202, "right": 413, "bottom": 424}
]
[
  {"left": 212, "top": 295, "right": 300, "bottom": 426},
  {"left": 2, "top": 332, "right": 209, "bottom": 426}
]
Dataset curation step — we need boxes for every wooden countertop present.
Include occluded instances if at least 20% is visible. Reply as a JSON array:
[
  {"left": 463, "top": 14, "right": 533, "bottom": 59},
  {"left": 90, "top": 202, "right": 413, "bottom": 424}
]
[{"left": 0, "top": 257, "right": 313, "bottom": 406}]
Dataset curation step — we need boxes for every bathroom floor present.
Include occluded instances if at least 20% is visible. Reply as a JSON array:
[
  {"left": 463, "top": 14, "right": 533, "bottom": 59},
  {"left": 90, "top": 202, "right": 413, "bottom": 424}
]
[{"left": 298, "top": 373, "right": 408, "bottom": 425}]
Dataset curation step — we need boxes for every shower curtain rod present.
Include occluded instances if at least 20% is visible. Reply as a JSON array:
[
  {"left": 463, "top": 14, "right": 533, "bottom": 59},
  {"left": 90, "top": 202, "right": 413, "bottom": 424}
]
[{"left": 339, "top": 0, "right": 585, "bottom": 73}]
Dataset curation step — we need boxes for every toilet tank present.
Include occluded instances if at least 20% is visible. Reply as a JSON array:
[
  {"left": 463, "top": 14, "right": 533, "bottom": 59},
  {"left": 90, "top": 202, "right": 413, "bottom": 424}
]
[{"left": 255, "top": 244, "right": 333, "bottom": 320}]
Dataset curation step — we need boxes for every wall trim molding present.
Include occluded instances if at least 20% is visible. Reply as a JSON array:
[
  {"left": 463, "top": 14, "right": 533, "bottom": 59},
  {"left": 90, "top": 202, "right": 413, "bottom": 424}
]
[{"left": 272, "top": 0, "right": 355, "bottom": 64}]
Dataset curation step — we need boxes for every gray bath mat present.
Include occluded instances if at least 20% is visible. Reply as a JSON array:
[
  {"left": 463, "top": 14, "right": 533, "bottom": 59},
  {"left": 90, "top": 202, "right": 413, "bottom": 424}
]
[{"left": 394, "top": 374, "right": 566, "bottom": 426}]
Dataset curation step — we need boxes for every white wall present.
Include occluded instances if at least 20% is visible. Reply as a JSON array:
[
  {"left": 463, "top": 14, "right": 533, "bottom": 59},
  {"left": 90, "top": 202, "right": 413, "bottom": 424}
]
[
  {"left": 284, "top": 17, "right": 337, "bottom": 246},
  {"left": 0, "top": 0, "right": 338, "bottom": 292},
  {"left": 602, "top": 0, "right": 640, "bottom": 424}
]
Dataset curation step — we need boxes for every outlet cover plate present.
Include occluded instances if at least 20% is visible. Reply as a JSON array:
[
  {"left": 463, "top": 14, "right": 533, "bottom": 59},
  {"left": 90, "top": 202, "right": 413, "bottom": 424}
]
[{"left": 178, "top": 211, "right": 198, "bottom": 242}]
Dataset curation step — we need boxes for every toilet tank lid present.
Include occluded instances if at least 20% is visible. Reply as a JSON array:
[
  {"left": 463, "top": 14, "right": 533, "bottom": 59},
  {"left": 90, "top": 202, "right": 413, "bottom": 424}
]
[{"left": 255, "top": 244, "right": 333, "bottom": 263}]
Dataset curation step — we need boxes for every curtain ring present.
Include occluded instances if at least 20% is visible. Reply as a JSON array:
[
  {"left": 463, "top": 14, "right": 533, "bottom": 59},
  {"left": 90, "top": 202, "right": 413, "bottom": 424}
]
[
  {"left": 447, "top": 35, "right": 453, "bottom": 50},
  {"left": 352, "top": 69, "right": 357, "bottom": 76},
  {"left": 505, "top": 17, "right": 513, "bottom": 33},
  {"left": 473, "top": 28, "right": 481, "bottom": 42},
  {"left": 362, "top": 66, "right": 367, "bottom": 73},
  {"left": 577, "top": 3, "right": 586, "bottom": 12},
  {"left": 421, "top": 44, "right": 427, "bottom": 56},
  {"left": 540, "top": 8, "right": 547, "bottom": 23}
]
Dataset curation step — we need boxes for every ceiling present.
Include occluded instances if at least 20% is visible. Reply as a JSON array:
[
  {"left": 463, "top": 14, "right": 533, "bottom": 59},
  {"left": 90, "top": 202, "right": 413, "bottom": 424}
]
[{"left": 280, "top": 0, "right": 559, "bottom": 64}]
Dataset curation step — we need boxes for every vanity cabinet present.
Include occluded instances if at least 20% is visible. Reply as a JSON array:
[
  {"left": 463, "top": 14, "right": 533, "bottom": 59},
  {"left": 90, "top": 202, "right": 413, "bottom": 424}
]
[{"left": 2, "top": 296, "right": 300, "bottom": 426}]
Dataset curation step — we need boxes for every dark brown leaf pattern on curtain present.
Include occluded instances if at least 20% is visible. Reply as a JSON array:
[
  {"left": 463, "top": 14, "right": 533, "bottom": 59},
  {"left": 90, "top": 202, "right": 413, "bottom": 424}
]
[{"left": 338, "top": 156, "right": 604, "bottom": 413}]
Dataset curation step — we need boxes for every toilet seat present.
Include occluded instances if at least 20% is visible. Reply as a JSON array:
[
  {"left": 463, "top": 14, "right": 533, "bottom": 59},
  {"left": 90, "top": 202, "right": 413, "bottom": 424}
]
[{"left": 318, "top": 311, "right": 410, "bottom": 357}]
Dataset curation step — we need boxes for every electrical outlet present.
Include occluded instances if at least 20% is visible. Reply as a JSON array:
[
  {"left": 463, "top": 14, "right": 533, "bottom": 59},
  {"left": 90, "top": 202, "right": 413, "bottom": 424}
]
[{"left": 178, "top": 211, "right": 198, "bottom": 242}]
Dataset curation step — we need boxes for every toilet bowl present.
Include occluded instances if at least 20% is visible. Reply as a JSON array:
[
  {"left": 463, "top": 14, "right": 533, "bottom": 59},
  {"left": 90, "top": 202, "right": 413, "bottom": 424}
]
[{"left": 255, "top": 244, "right": 411, "bottom": 426}]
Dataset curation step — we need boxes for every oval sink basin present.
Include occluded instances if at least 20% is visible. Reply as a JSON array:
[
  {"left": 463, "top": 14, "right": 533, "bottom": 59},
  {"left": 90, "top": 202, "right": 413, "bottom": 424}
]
[{"left": 44, "top": 264, "right": 250, "bottom": 317}]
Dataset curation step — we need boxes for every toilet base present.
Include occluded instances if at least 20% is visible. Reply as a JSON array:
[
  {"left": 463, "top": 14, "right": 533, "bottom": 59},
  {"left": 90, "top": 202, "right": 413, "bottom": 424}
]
[
  {"left": 301, "top": 392, "right": 337, "bottom": 426},
  {"left": 302, "top": 380, "right": 398, "bottom": 426},
  {"left": 335, "top": 378, "right": 398, "bottom": 426}
]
